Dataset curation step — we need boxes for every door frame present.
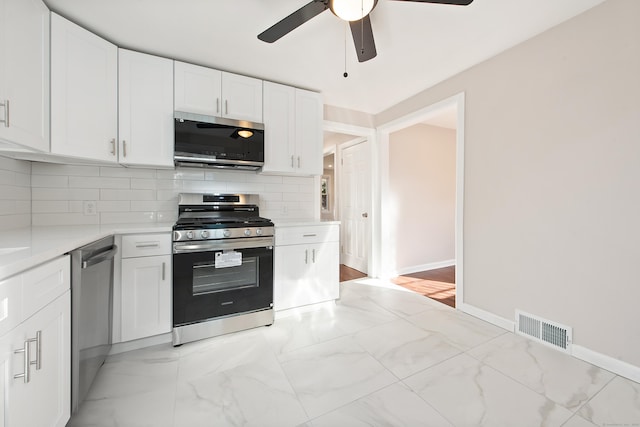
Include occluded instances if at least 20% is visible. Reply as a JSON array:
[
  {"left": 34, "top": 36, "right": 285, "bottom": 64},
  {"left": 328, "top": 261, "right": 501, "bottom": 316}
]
[
  {"left": 323, "top": 121, "right": 377, "bottom": 277},
  {"left": 376, "top": 92, "right": 465, "bottom": 307}
]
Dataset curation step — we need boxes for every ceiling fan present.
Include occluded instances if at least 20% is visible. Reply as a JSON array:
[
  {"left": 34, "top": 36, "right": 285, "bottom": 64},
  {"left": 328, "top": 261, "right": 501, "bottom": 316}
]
[{"left": 258, "top": 0, "right": 474, "bottom": 63}]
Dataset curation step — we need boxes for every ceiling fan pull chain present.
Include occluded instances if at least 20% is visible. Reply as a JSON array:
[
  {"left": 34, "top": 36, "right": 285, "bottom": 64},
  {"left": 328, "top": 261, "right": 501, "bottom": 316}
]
[
  {"left": 361, "top": 0, "right": 365, "bottom": 54},
  {"left": 343, "top": 22, "right": 349, "bottom": 77}
]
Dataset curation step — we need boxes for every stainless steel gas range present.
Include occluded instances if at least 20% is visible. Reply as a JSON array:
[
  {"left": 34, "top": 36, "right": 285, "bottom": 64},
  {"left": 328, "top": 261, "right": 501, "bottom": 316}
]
[{"left": 171, "top": 193, "right": 274, "bottom": 346}]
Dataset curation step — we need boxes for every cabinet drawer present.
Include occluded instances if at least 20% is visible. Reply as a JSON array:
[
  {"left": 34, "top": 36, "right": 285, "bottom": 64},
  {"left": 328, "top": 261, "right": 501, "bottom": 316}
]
[
  {"left": 121, "top": 233, "right": 171, "bottom": 258},
  {"left": 275, "top": 224, "right": 339, "bottom": 246},
  {"left": 22, "top": 255, "right": 70, "bottom": 321}
]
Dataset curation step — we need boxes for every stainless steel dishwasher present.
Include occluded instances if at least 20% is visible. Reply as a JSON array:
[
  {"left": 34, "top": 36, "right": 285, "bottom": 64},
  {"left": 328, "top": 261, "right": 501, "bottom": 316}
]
[{"left": 70, "top": 236, "right": 118, "bottom": 414}]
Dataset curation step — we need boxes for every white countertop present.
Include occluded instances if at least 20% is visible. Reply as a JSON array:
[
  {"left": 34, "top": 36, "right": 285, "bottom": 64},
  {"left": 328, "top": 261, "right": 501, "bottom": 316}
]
[
  {"left": 273, "top": 219, "right": 340, "bottom": 227},
  {"left": 0, "top": 223, "right": 173, "bottom": 281}
]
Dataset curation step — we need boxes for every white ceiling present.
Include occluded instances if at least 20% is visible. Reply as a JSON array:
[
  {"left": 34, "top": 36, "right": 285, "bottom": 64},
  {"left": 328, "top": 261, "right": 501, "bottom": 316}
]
[{"left": 44, "top": 0, "right": 606, "bottom": 115}]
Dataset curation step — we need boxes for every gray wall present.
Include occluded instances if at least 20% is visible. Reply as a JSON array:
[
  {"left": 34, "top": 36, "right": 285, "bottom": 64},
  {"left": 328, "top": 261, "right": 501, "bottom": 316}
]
[
  {"left": 389, "top": 124, "right": 456, "bottom": 274},
  {"left": 377, "top": 0, "right": 640, "bottom": 367}
]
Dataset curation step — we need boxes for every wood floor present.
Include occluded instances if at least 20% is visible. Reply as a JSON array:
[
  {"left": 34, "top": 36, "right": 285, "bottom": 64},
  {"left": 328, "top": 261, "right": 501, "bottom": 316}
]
[
  {"left": 339, "top": 264, "right": 456, "bottom": 308},
  {"left": 392, "top": 266, "right": 456, "bottom": 308}
]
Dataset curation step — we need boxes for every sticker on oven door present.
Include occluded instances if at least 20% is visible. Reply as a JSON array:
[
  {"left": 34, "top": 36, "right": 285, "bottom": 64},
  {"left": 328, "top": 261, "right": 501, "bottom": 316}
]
[{"left": 215, "top": 251, "right": 242, "bottom": 268}]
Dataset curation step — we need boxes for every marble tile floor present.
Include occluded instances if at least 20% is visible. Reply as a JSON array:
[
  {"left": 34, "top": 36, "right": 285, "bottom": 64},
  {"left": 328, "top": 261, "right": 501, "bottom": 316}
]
[{"left": 69, "top": 278, "right": 640, "bottom": 427}]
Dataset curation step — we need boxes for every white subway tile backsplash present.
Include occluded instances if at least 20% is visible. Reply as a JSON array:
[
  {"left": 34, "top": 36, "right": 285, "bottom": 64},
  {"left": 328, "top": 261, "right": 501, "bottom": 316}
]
[
  {"left": 100, "top": 211, "right": 155, "bottom": 224},
  {"left": 0, "top": 214, "right": 29, "bottom": 231},
  {"left": 130, "top": 178, "right": 158, "bottom": 190},
  {"left": 31, "top": 174, "right": 69, "bottom": 188},
  {"left": 69, "top": 176, "right": 130, "bottom": 189},
  {"left": 0, "top": 159, "right": 318, "bottom": 227},
  {"left": 32, "top": 200, "right": 70, "bottom": 213},
  {"left": 100, "top": 166, "right": 155, "bottom": 178},
  {"left": 97, "top": 201, "right": 131, "bottom": 212},
  {"left": 32, "top": 188, "right": 99, "bottom": 201},
  {"left": 100, "top": 189, "right": 155, "bottom": 201},
  {"left": 31, "top": 163, "right": 100, "bottom": 177},
  {"left": 32, "top": 213, "right": 100, "bottom": 226}
]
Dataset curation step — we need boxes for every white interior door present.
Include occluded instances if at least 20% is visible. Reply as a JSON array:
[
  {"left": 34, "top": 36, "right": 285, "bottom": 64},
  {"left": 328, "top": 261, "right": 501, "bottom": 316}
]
[{"left": 340, "top": 140, "right": 369, "bottom": 273}]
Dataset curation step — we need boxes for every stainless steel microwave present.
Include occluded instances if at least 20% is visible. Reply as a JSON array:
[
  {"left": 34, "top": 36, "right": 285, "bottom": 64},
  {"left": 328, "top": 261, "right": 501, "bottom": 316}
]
[{"left": 174, "top": 111, "right": 265, "bottom": 171}]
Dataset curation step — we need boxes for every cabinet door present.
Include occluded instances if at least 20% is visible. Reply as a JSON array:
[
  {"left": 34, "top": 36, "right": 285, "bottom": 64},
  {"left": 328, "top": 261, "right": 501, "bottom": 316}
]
[
  {"left": 295, "top": 89, "right": 323, "bottom": 175},
  {"left": 119, "top": 49, "right": 174, "bottom": 168},
  {"left": 0, "top": 0, "right": 49, "bottom": 151},
  {"left": 221, "top": 72, "right": 263, "bottom": 123},
  {"left": 262, "top": 81, "right": 296, "bottom": 174},
  {"left": 121, "top": 255, "right": 172, "bottom": 342},
  {"left": 174, "top": 61, "right": 222, "bottom": 116},
  {"left": 3, "top": 291, "right": 71, "bottom": 427},
  {"left": 273, "top": 244, "right": 310, "bottom": 311},
  {"left": 308, "top": 242, "right": 340, "bottom": 303},
  {"left": 50, "top": 13, "right": 118, "bottom": 163}
]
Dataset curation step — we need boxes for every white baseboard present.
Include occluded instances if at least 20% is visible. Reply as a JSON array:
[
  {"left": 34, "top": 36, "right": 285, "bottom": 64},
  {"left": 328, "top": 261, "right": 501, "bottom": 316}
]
[
  {"left": 572, "top": 345, "right": 640, "bottom": 384},
  {"left": 394, "top": 259, "right": 455, "bottom": 276},
  {"left": 458, "top": 302, "right": 515, "bottom": 332},
  {"left": 459, "top": 302, "right": 640, "bottom": 384}
]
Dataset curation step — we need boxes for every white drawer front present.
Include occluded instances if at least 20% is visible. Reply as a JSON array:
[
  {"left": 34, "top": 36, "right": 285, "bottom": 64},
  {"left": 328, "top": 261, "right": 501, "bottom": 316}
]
[
  {"left": 22, "top": 255, "right": 70, "bottom": 321},
  {"left": 121, "top": 233, "right": 171, "bottom": 258},
  {"left": 275, "top": 224, "right": 339, "bottom": 246},
  {"left": 0, "top": 275, "right": 22, "bottom": 336}
]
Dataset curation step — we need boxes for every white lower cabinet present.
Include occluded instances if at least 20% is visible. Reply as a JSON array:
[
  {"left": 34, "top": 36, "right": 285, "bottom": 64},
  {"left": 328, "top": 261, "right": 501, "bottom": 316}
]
[
  {"left": 0, "top": 256, "right": 71, "bottom": 427},
  {"left": 120, "top": 234, "right": 172, "bottom": 342},
  {"left": 274, "top": 224, "right": 339, "bottom": 311}
]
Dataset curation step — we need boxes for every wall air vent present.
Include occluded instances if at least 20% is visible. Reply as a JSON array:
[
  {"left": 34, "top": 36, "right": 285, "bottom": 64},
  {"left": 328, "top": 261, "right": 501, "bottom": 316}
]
[{"left": 515, "top": 310, "right": 572, "bottom": 353}]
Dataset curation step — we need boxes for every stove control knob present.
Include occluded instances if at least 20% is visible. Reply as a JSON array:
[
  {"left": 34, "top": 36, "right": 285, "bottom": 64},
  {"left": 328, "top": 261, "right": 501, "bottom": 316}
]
[
  {"left": 223, "top": 229, "right": 232, "bottom": 238},
  {"left": 201, "top": 230, "right": 209, "bottom": 239},
  {"left": 256, "top": 228, "right": 263, "bottom": 236},
  {"left": 244, "top": 229, "right": 252, "bottom": 236},
  {"left": 186, "top": 231, "right": 194, "bottom": 240}
]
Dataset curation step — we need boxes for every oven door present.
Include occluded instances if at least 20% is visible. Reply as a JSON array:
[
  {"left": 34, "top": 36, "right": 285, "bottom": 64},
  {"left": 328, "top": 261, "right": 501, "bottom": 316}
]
[{"left": 172, "top": 237, "right": 273, "bottom": 327}]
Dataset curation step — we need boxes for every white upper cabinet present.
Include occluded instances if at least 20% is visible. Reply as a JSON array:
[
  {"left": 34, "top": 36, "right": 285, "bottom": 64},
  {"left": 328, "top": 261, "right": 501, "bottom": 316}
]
[
  {"left": 221, "top": 72, "right": 263, "bottom": 123},
  {"left": 262, "top": 82, "right": 323, "bottom": 176},
  {"left": 174, "top": 61, "right": 221, "bottom": 117},
  {"left": 174, "top": 61, "right": 263, "bottom": 123},
  {"left": 118, "top": 49, "right": 174, "bottom": 168},
  {"left": 0, "top": 0, "right": 50, "bottom": 152},
  {"left": 50, "top": 12, "right": 118, "bottom": 163},
  {"left": 295, "top": 89, "right": 323, "bottom": 175}
]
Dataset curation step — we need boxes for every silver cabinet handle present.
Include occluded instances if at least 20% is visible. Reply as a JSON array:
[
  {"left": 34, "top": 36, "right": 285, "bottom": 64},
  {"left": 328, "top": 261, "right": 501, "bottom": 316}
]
[
  {"left": 312, "top": 249, "right": 316, "bottom": 263},
  {"left": 298, "top": 156, "right": 301, "bottom": 168},
  {"left": 123, "top": 140, "right": 127, "bottom": 157},
  {"left": 13, "top": 331, "right": 42, "bottom": 383},
  {"left": 225, "top": 100, "right": 228, "bottom": 115},
  {"left": 362, "top": 213, "right": 368, "bottom": 218},
  {"left": 303, "top": 234, "right": 317, "bottom": 237},
  {"left": 110, "top": 138, "right": 116, "bottom": 155},
  {"left": 304, "top": 249, "right": 308, "bottom": 264},
  {"left": 291, "top": 155, "right": 294, "bottom": 168},
  {"left": 0, "top": 100, "right": 9, "bottom": 127},
  {"left": 31, "top": 331, "right": 42, "bottom": 371},
  {"left": 216, "top": 98, "right": 220, "bottom": 114},
  {"left": 135, "top": 243, "right": 159, "bottom": 248},
  {"left": 162, "top": 262, "right": 166, "bottom": 281},
  {"left": 14, "top": 340, "right": 31, "bottom": 383}
]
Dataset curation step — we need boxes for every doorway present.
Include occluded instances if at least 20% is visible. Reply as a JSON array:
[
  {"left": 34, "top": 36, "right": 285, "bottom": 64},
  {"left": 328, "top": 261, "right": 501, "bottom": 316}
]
[
  {"left": 377, "top": 92, "right": 465, "bottom": 307},
  {"left": 323, "top": 123, "right": 376, "bottom": 280}
]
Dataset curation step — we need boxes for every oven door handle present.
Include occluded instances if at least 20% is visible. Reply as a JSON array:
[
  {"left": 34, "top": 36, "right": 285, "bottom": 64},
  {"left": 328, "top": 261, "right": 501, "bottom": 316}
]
[{"left": 173, "top": 237, "right": 274, "bottom": 253}]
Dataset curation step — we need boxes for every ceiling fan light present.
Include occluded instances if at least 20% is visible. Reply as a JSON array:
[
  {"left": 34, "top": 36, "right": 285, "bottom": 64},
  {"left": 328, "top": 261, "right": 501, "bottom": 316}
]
[{"left": 330, "top": 0, "right": 375, "bottom": 21}]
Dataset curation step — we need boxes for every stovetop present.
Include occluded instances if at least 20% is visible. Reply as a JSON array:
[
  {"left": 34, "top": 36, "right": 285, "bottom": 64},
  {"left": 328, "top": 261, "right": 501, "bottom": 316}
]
[{"left": 173, "top": 193, "right": 274, "bottom": 242}]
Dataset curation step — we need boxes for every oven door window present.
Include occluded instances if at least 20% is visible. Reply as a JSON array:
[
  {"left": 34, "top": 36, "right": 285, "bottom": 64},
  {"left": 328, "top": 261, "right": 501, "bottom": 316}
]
[{"left": 193, "top": 255, "right": 258, "bottom": 295}]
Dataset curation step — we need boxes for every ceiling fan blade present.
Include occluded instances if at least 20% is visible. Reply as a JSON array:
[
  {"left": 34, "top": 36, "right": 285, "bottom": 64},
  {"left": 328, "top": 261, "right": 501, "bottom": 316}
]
[
  {"left": 391, "top": 0, "right": 473, "bottom": 5},
  {"left": 258, "top": 1, "right": 329, "bottom": 43},
  {"left": 349, "top": 15, "right": 377, "bottom": 63}
]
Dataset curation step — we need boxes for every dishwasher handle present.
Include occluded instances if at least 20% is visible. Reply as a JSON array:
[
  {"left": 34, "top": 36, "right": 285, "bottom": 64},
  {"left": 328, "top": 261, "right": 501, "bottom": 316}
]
[{"left": 81, "top": 245, "right": 118, "bottom": 269}]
